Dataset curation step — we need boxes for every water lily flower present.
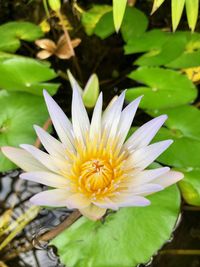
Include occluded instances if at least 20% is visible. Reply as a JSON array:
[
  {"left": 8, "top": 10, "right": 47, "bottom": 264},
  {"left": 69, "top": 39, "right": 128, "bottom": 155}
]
[{"left": 1, "top": 84, "right": 183, "bottom": 220}]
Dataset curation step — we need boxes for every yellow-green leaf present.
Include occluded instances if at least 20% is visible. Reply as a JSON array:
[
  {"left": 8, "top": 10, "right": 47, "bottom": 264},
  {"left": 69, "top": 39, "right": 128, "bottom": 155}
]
[
  {"left": 151, "top": 0, "right": 166, "bottom": 14},
  {"left": 171, "top": 0, "right": 185, "bottom": 31},
  {"left": 185, "top": 0, "right": 199, "bottom": 31},
  {"left": 113, "top": 0, "right": 127, "bottom": 32}
]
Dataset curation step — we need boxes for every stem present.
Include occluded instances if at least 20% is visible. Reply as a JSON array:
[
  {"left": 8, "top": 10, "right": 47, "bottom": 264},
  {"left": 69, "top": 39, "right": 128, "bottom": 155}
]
[
  {"left": 34, "top": 118, "right": 52, "bottom": 148},
  {"left": 3, "top": 210, "right": 81, "bottom": 261},
  {"left": 160, "top": 249, "right": 200, "bottom": 255}
]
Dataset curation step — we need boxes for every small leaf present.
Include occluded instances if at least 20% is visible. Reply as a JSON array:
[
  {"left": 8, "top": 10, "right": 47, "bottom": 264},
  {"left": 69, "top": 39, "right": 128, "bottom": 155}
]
[
  {"left": 113, "top": 0, "right": 127, "bottom": 32},
  {"left": 185, "top": 0, "right": 199, "bottom": 31},
  {"left": 171, "top": 0, "right": 185, "bottom": 31},
  {"left": 83, "top": 74, "right": 99, "bottom": 108},
  {"left": 51, "top": 186, "right": 180, "bottom": 267},
  {"left": 151, "top": 0, "right": 166, "bottom": 14},
  {"left": 0, "top": 91, "right": 49, "bottom": 171},
  {"left": 81, "top": 5, "right": 112, "bottom": 36},
  {"left": 179, "top": 170, "right": 200, "bottom": 206},
  {"left": 0, "top": 22, "right": 44, "bottom": 53},
  {"left": 126, "top": 67, "right": 197, "bottom": 109},
  {"left": 94, "top": 11, "right": 115, "bottom": 39}
]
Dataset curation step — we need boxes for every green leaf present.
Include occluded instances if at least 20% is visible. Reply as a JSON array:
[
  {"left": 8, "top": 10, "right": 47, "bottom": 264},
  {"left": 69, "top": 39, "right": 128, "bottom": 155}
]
[
  {"left": 166, "top": 32, "right": 200, "bottom": 68},
  {"left": 179, "top": 170, "right": 200, "bottom": 206},
  {"left": 149, "top": 105, "right": 200, "bottom": 169},
  {"left": 51, "top": 186, "right": 180, "bottom": 267},
  {"left": 121, "top": 7, "right": 148, "bottom": 42},
  {"left": 185, "top": 0, "right": 199, "bottom": 32},
  {"left": 83, "top": 74, "right": 99, "bottom": 108},
  {"left": 113, "top": 0, "right": 127, "bottom": 32},
  {"left": 94, "top": 11, "right": 115, "bottom": 39},
  {"left": 81, "top": 5, "right": 112, "bottom": 36},
  {"left": 135, "top": 32, "right": 187, "bottom": 66},
  {"left": 124, "top": 30, "right": 169, "bottom": 54},
  {"left": 151, "top": 0, "right": 166, "bottom": 14},
  {"left": 0, "top": 22, "right": 43, "bottom": 53},
  {"left": 171, "top": 0, "right": 185, "bottom": 31},
  {"left": 0, "top": 56, "right": 59, "bottom": 95},
  {"left": 126, "top": 67, "right": 197, "bottom": 109},
  {"left": 0, "top": 91, "right": 49, "bottom": 171}
]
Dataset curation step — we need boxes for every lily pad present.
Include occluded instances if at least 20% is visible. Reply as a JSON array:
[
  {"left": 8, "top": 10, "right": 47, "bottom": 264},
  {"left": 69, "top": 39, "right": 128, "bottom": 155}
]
[
  {"left": 126, "top": 67, "right": 197, "bottom": 109},
  {"left": 135, "top": 33, "right": 187, "bottom": 66},
  {"left": 0, "top": 91, "right": 49, "bottom": 171},
  {"left": 51, "top": 186, "right": 180, "bottom": 267},
  {"left": 0, "top": 21, "right": 43, "bottom": 53},
  {"left": 149, "top": 105, "right": 200, "bottom": 168},
  {"left": 94, "top": 11, "right": 115, "bottom": 39},
  {"left": 0, "top": 57, "right": 59, "bottom": 95}
]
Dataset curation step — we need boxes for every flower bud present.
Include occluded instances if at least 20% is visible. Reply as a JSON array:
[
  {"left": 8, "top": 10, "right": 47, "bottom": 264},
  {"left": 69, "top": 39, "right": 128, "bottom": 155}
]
[{"left": 48, "top": 0, "right": 61, "bottom": 11}]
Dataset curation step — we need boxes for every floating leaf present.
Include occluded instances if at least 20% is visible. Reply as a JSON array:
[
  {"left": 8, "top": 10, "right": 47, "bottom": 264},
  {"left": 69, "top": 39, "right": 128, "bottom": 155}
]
[
  {"left": 94, "top": 11, "right": 115, "bottom": 39},
  {"left": 171, "top": 0, "right": 185, "bottom": 31},
  {"left": 135, "top": 32, "right": 187, "bottom": 66},
  {"left": 0, "top": 56, "right": 59, "bottom": 95},
  {"left": 149, "top": 105, "right": 200, "bottom": 168},
  {"left": 124, "top": 30, "right": 169, "bottom": 54},
  {"left": 126, "top": 67, "right": 197, "bottom": 109},
  {"left": 113, "top": 0, "right": 127, "bottom": 32},
  {"left": 83, "top": 74, "right": 99, "bottom": 108},
  {"left": 0, "top": 91, "right": 49, "bottom": 171},
  {"left": 151, "top": 0, "right": 166, "bottom": 14},
  {"left": 51, "top": 186, "right": 180, "bottom": 267},
  {"left": 185, "top": 0, "right": 199, "bottom": 32},
  {"left": 0, "top": 22, "right": 43, "bottom": 53},
  {"left": 81, "top": 5, "right": 112, "bottom": 36},
  {"left": 121, "top": 7, "right": 148, "bottom": 42}
]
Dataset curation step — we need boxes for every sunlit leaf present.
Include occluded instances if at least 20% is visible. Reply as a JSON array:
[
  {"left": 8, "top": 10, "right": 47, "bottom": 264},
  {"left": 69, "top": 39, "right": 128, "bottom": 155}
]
[
  {"left": 51, "top": 186, "right": 180, "bottom": 267},
  {"left": 126, "top": 67, "right": 197, "bottom": 109},
  {"left": 83, "top": 74, "right": 99, "bottom": 108},
  {"left": 81, "top": 5, "right": 112, "bottom": 36},
  {"left": 171, "top": 0, "right": 185, "bottom": 31},
  {"left": 185, "top": 0, "right": 199, "bottom": 32},
  {"left": 0, "top": 91, "right": 49, "bottom": 171},
  {"left": 182, "top": 66, "right": 200, "bottom": 83},
  {"left": 0, "top": 56, "right": 59, "bottom": 95},
  {"left": 151, "top": 0, "right": 166, "bottom": 14},
  {"left": 0, "top": 22, "right": 43, "bottom": 53},
  {"left": 113, "top": 0, "right": 127, "bottom": 32}
]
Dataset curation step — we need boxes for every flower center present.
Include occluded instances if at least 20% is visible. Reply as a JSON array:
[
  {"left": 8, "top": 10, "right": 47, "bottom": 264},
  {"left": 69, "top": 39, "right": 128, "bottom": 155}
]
[{"left": 80, "top": 159, "right": 113, "bottom": 192}]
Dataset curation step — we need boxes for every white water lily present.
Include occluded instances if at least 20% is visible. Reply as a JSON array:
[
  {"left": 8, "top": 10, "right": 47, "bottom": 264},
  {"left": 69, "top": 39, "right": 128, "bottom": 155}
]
[{"left": 1, "top": 82, "right": 183, "bottom": 220}]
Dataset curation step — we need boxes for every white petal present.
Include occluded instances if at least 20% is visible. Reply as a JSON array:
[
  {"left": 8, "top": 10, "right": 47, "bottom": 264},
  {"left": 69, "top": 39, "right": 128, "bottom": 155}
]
[
  {"left": 34, "top": 125, "right": 66, "bottom": 158},
  {"left": 153, "top": 170, "right": 184, "bottom": 187},
  {"left": 122, "top": 167, "right": 170, "bottom": 187},
  {"left": 124, "top": 115, "right": 168, "bottom": 151},
  {"left": 30, "top": 189, "right": 71, "bottom": 207},
  {"left": 43, "top": 90, "right": 74, "bottom": 151},
  {"left": 102, "top": 91, "right": 125, "bottom": 140},
  {"left": 127, "top": 183, "right": 163, "bottom": 196},
  {"left": 118, "top": 196, "right": 151, "bottom": 207},
  {"left": 67, "top": 70, "right": 83, "bottom": 95},
  {"left": 126, "top": 140, "right": 173, "bottom": 170},
  {"left": 72, "top": 82, "right": 90, "bottom": 143},
  {"left": 94, "top": 198, "right": 119, "bottom": 210},
  {"left": 20, "top": 144, "right": 67, "bottom": 173},
  {"left": 1, "top": 146, "right": 48, "bottom": 172},
  {"left": 117, "top": 96, "right": 142, "bottom": 147},
  {"left": 66, "top": 193, "right": 90, "bottom": 209},
  {"left": 80, "top": 204, "right": 106, "bottom": 220},
  {"left": 20, "top": 171, "right": 69, "bottom": 188},
  {"left": 89, "top": 93, "right": 103, "bottom": 140}
]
